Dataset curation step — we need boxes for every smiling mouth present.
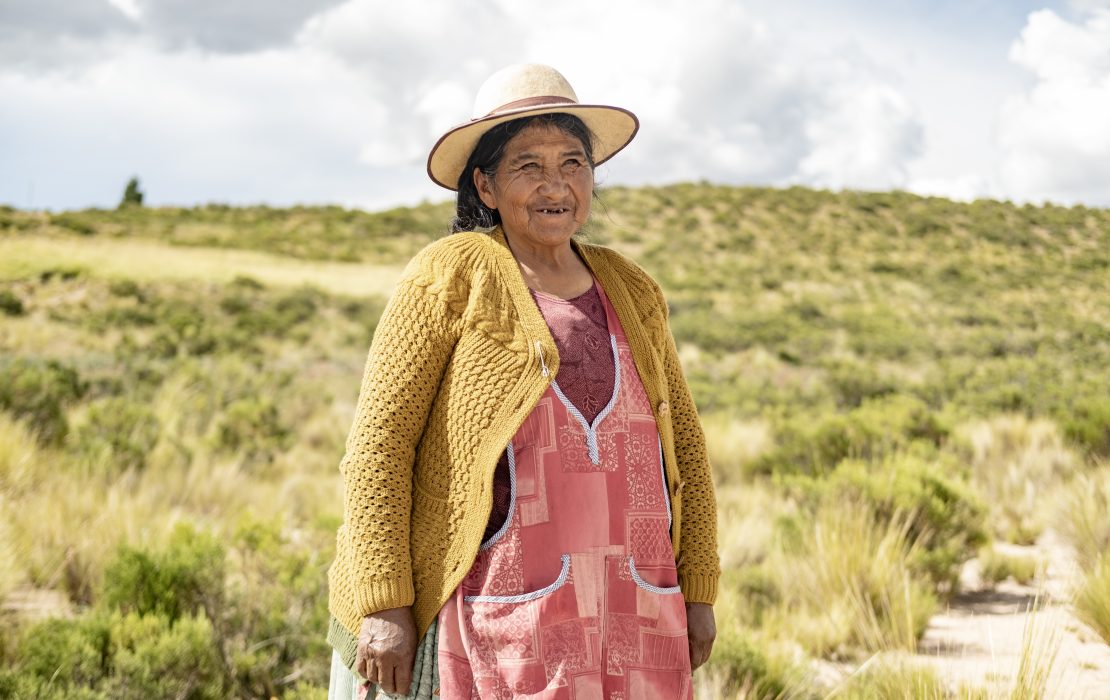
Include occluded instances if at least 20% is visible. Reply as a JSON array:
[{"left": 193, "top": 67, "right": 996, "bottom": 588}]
[{"left": 537, "top": 207, "right": 569, "bottom": 214}]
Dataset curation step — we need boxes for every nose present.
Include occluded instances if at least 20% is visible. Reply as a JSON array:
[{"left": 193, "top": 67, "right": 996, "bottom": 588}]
[{"left": 537, "top": 166, "right": 569, "bottom": 194}]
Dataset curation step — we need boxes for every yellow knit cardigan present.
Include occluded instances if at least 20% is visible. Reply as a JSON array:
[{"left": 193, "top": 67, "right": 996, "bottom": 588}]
[{"left": 327, "top": 227, "right": 720, "bottom": 668}]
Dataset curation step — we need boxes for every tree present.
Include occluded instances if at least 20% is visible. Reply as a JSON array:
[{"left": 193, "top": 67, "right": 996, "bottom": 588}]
[{"left": 119, "top": 176, "right": 144, "bottom": 208}]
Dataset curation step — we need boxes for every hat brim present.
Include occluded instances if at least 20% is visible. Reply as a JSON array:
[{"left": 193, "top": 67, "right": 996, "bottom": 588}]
[{"left": 426, "top": 103, "right": 639, "bottom": 191}]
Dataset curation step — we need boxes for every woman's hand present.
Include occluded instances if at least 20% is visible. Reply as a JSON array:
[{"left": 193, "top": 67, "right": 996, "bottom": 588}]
[
  {"left": 356, "top": 606, "right": 418, "bottom": 696},
  {"left": 686, "top": 602, "right": 716, "bottom": 671}
]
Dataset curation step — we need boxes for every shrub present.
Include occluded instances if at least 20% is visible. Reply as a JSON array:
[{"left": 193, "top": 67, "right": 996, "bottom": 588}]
[
  {"left": 101, "top": 523, "right": 225, "bottom": 623},
  {"left": 823, "top": 358, "right": 899, "bottom": 408},
  {"left": 214, "top": 396, "right": 289, "bottom": 462},
  {"left": 1060, "top": 395, "right": 1110, "bottom": 457},
  {"left": 0, "top": 358, "right": 84, "bottom": 445},
  {"left": 0, "top": 289, "right": 24, "bottom": 316},
  {"left": 75, "top": 397, "right": 160, "bottom": 472},
  {"left": 105, "top": 279, "right": 143, "bottom": 300},
  {"left": 223, "top": 516, "right": 333, "bottom": 695},
  {"left": 104, "top": 613, "right": 226, "bottom": 700},
  {"left": 757, "top": 394, "right": 949, "bottom": 476},
  {"left": 699, "top": 625, "right": 798, "bottom": 700},
  {"left": 50, "top": 212, "right": 97, "bottom": 236},
  {"left": 783, "top": 453, "right": 987, "bottom": 593},
  {"left": 978, "top": 546, "right": 1039, "bottom": 586},
  {"left": 7, "top": 611, "right": 226, "bottom": 699},
  {"left": 15, "top": 613, "right": 112, "bottom": 689}
]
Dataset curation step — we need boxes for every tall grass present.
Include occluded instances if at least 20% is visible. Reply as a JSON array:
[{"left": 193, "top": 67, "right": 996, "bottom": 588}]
[
  {"left": 1055, "top": 463, "right": 1110, "bottom": 571},
  {"left": 703, "top": 412, "right": 772, "bottom": 483},
  {"left": 1009, "top": 596, "right": 1063, "bottom": 700},
  {"left": 826, "top": 658, "right": 954, "bottom": 700},
  {"left": 772, "top": 500, "right": 935, "bottom": 656},
  {"left": 958, "top": 416, "right": 1077, "bottom": 545},
  {"left": 1075, "top": 555, "right": 1110, "bottom": 646}
]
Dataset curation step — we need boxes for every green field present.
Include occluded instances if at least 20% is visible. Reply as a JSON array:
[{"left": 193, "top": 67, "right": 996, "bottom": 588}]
[{"left": 1, "top": 186, "right": 1109, "bottom": 698}]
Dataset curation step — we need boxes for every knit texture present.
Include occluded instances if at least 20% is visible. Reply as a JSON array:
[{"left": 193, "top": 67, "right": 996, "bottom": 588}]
[{"left": 327, "top": 227, "right": 720, "bottom": 669}]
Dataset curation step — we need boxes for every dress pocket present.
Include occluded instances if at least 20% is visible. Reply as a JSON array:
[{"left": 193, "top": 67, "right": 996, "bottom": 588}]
[
  {"left": 628, "top": 555, "right": 682, "bottom": 595},
  {"left": 464, "top": 553, "right": 571, "bottom": 603}
]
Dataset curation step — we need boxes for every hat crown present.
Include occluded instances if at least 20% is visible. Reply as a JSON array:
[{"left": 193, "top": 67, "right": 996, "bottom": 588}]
[{"left": 471, "top": 64, "right": 580, "bottom": 120}]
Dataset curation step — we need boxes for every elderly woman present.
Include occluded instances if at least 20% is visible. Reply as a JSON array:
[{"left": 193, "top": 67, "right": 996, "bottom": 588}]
[{"left": 327, "top": 64, "right": 719, "bottom": 699}]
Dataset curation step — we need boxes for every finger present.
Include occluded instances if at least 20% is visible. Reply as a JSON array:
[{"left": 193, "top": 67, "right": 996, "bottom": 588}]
[
  {"left": 378, "top": 663, "right": 397, "bottom": 695},
  {"left": 395, "top": 662, "right": 414, "bottom": 696},
  {"left": 356, "top": 646, "right": 367, "bottom": 680},
  {"left": 364, "top": 657, "right": 379, "bottom": 687},
  {"left": 689, "top": 640, "right": 705, "bottom": 670}
]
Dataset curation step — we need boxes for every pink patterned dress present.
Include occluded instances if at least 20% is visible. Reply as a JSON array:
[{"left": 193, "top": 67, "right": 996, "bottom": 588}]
[{"left": 436, "top": 278, "right": 693, "bottom": 699}]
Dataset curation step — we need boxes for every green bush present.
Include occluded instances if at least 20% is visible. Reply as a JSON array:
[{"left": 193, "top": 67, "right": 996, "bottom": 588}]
[
  {"left": 75, "top": 397, "right": 160, "bottom": 471},
  {"left": 757, "top": 394, "right": 948, "bottom": 476},
  {"left": 104, "top": 613, "right": 226, "bottom": 700},
  {"left": 101, "top": 523, "right": 225, "bottom": 622},
  {"left": 14, "top": 614, "right": 112, "bottom": 689},
  {"left": 0, "top": 358, "right": 84, "bottom": 445},
  {"left": 703, "top": 628, "right": 794, "bottom": 699},
  {"left": 783, "top": 453, "right": 987, "bottom": 593},
  {"left": 107, "top": 279, "right": 144, "bottom": 299},
  {"left": 6, "top": 611, "right": 226, "bottom": 700},
  {"left": 223, "top": 517, "right": 333, "bottom": 695},
  {"left": 214, "top": 396, "right": 289, "bottom": 462},
  {"left": 1059, "top": 395, "right": 1110, "bottom": 457},
  {"left": 0, "top": 289, "right": 24, "bottom": 316}
]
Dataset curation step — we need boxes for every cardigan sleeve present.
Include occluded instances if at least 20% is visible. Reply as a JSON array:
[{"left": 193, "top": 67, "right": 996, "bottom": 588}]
[
  {"left": 339, "top": 249, "right": 463, "bottom": 618},
  {"left": 655, "top": 282, "right": 721, "bottom": 605}
]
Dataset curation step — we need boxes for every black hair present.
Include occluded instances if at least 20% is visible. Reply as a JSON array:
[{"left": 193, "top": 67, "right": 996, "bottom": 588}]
[{"left": 451, "top": 113, "right": 596, "bottom": 233}]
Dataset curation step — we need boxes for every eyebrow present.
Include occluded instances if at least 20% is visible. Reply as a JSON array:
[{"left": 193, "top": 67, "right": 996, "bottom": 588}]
[{"left": 508, "top": 149, "right": 587, "bottom": 165}]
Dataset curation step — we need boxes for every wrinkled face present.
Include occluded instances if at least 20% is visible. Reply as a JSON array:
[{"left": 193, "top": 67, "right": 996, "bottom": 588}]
[{"left": 475, "top": 123, "right": 594, "bottom": 252}]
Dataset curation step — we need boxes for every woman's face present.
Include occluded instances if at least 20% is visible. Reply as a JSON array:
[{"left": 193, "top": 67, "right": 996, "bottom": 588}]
[{"left": 475, "top": 123, "right": 593, "bottom": 253}]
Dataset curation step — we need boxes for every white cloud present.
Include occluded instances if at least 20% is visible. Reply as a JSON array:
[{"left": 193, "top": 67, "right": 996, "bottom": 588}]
[
  {"left": 796, "top": 77, "right": 923, "bottom": 190},
  {"left": 1070, "top": 0, "right": 1110, "bottom": 13},
  {"left": 998, "top": 9, "right": 1110, "bottom": 205},
  {"left": 0, "top": 0, "right": 929, "bottom": 209},
  {"left": 300, "top": 0, "right": 923, "bottom": 192}
]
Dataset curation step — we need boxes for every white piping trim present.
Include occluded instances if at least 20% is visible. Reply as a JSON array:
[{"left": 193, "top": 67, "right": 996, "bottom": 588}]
[
  {"left": 550, "top": 333, "right": 621, "bottom": 465},
  {"left": 464, "top": 554, "right": 571, "bottom": 603},
  {"left": 628, "top": 556, "right": 682, "bottom": 595},
  {"left": 479, "top": 441, "right": 517, "bottom": 551},
  {"left": 658, "top": 433, "right": 673, "bottom": 532},
  {"left": 535, "top": 340, "right": 549, "bottom": 377}
]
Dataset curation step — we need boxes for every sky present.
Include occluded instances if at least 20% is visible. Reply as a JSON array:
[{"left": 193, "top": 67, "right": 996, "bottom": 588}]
[{"left": 1, "top": 0, "right": 1109, "bottom": 212}]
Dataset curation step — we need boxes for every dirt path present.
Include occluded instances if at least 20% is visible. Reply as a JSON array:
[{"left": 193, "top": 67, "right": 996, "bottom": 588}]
[{"left": 915, "top": 531, "right": 1110, "bottom": 698}]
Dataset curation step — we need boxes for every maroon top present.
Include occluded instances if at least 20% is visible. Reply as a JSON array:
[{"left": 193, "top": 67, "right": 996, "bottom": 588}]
[{"left": 483, "top": 279, "right": 615, "bottom": 541}]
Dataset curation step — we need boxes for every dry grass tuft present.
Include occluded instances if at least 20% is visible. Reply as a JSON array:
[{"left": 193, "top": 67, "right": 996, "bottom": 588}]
[
  {"left": 773, "top": 500, "right": 936, "bottom": 656},
  {"left": 1055, "top": 462, "right": 1110, "bottom": 572},
  {"left": 959, "top": 415, "right": 1076, "bottom": 545},
  {"left": 703, "top": 413, "right": 773, "bottom": 483},
  {"left": 1075, "top": 555, "right": 1110, "bottom": 646}
]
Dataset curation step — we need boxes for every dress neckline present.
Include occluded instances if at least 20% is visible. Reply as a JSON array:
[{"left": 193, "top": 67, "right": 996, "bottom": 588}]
[{"left": 529, "top": 279, "right": 597, "bottom": 304}]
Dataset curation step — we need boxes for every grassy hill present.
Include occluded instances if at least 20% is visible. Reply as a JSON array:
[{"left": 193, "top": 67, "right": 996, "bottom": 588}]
[{"left": 1, "top": 186, "right": 1109, "bottom": 698}]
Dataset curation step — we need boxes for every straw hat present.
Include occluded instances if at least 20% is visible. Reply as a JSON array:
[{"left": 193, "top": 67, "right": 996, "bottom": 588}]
[{"left": 426, "top": 64, "right": 639, "bottom": 191}]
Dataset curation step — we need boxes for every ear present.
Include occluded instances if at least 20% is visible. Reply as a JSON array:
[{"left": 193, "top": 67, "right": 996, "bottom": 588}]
[{"left": 474, "top": 168, "right": 498, "bottom": 210}]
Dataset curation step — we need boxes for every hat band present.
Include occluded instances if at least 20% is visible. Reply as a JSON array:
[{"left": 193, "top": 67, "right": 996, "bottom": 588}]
[{"left": 484, "top": 95, "right": 577, "bottom": 119}]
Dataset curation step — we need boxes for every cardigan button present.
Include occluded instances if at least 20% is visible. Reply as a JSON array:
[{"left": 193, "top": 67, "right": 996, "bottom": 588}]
[{"left": 657, "top": 401, "right": 670, "bottom": 416}]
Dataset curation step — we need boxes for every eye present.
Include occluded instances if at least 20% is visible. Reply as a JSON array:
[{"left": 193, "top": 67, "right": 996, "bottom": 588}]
[
  {"left": 520, "top": 162, "right": 541, "bottom": 172},
  {"left": 563, "top": 158, "right": 581, "bottom": 168}
]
